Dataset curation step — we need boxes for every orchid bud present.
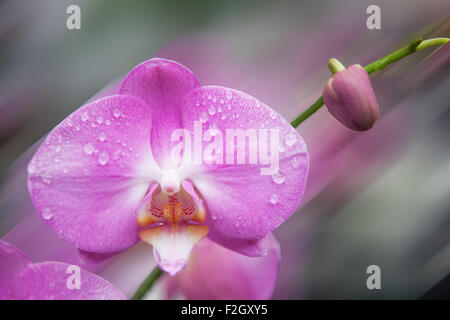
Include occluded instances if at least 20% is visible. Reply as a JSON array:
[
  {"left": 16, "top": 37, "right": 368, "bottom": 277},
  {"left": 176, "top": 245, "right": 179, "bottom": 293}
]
[{"left": 323, "top": 61, "right": 379, "bottom": 131}]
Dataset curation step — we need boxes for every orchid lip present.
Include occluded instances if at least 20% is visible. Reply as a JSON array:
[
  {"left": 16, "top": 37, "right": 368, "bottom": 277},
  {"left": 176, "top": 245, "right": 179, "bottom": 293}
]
[{"left": 136, "top": 179, "right": 209, "bottom": 275}]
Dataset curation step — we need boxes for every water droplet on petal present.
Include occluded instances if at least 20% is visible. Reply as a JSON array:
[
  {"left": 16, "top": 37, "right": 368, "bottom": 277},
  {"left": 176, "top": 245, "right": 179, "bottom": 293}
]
[
  {"left": 84, "top": 142, "right": 94, "bottom": 155},
  {"left": 81, "top": 112, "right": 89, "bottom": 122},
  {"left": 284, "top": 132, "right": 297, "bottom": 146},
  {"left": 54, "top": 157, "right": 60, "bottom": 163},
  {"left": 199, "top": 112, "right": 209, "bottom": 123},
  {"left": 98, "top": 150, "right": 109, "bottom": 165},
  {"left": 272, "top": 172, "right": 285, "bottom": 184},
  {"left": 270, "top": 111, "right": 277, "bottom": 119},
  {"left": 226, "top": 91, "right": 233, "bottom": 99},
  {"left": 269, "top": 193, "right": 279, "bottom": 204},
  {"left": 221, "top": 113, "right": 227, "bottom": 120},
  {"left": 106, "top": 120, "right": 111, "bottom": 126},
  {"left": 98, "top": 132, "right": 107, "bottom": 141},
  {"left": 208, "top": 105, "right": 216, "bottom": 115},
  {"left": 97, "top": 116, "right": 104, "bottom": 124},
  {"left": 42, "top": 207, "right": 53, "bottom": 220},
  {"left": 113, "top": 108, "right": 121, "bottom": 118},
  {"left": 55, "top": 146, "right": 61, "bottom": 153}
]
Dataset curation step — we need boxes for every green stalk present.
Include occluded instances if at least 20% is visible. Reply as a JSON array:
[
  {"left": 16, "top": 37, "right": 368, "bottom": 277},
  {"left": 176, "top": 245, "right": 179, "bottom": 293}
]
[{"left": 131, "top": 266, "right": 164, "bottom": 300}]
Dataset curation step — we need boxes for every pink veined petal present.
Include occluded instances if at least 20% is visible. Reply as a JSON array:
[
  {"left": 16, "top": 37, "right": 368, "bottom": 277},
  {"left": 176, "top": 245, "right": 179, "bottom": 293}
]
[
  {"left": 168, "top": 234, "right": 280, "bottom": 299},
  {"left": 0, "top": 241, "right": 125, "bottom": 300},
  {"left": 140, "top": 224, "right": 209, "bottom": 276},
  {"left": 180, "top": 86, "right": 309, "bottom": 240},
  {"left": 206, "top": 228, "right": 273, "bottom": 257},
  {"left": 119, "top": 58, "right": 201, "bottom": 169},
  {"left": 181, "top": 179, "right": 268, "bottom": 257},
  {"left": 0, "top": 240, "right": 31, "bottom": 299},
  {"left": 12, "top": 262, "right": 126, "bottom": 300},
  {"left": 27, "top": 95, "right": 160, "bottom": 253}
]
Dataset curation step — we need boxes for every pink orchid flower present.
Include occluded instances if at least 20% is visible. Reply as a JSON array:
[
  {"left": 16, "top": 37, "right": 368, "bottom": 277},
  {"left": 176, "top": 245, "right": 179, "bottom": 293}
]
[
  {"left": 166, "top": 234, "right": 280, "bottom": 300},
  {"left": 27, "top": 58, "right": 309, "bottom": 276},
  {"left": 0, "top": 240, "right": 125, "bottom": 300}
]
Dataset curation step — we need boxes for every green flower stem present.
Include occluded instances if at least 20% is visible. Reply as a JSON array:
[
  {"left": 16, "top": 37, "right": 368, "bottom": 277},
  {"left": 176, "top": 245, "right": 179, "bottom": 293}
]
[
  {"left": 290, "top": 37, "right": 450, "bottom": 128},
  {"left": 131, "top": 266, "right": 164, "bottom": 300}
]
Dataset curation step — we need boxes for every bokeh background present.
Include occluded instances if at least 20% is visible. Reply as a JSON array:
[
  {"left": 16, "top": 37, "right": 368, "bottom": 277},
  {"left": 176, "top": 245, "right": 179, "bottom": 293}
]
[{"left": 1, "top": 0, "right": 449, "bottom": 299}]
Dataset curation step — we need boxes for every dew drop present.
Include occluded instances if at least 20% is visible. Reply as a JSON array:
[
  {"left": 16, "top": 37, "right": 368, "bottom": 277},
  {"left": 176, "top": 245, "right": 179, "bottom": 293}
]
[
  {"left": 208, "top": 105, "right": 216, "bottom": 115},
  {"left": 284, "top": 132, "right": 297, "bottom": 146},
  {"left": 55, "top": 145, "right": 61, "bottom": 153},
  {"left": 54, "top": 157, "right": 60, "bottom": 163},
  {"left": 98, "top": 132, "right": 107, "bottom": 141},
  {"left": 272, "top": 172, "right": 285, "bottom": 184},
  {"left": 199, "top": 111, "right": 209, "bottom": 123},
  {"left": 83, "top": 142, "right": 94, "bottom": 155},
  {"left": 42, "top": 207, "right": 53, "bottom": 220},
  {"left": 226, "top": 104, "right": 232, "bottom": 110},
  {"left": 221, "top": 113, "right": 227, "bottom": 120},
  {"left": 269, "top": 111, "right": 277, "bottom": 120},
  {"left": 212, "top": 96, "right": 217, "bottom": 103},
  {"left": 113, "top": 108, "right": 121, "bottom": 118},
  {"left": 226, "top": 91, "right": 233, "bottom": 99},
  {"left": 97, "top": 116, "right": 104, "bottom": 124},
  {"left": 105, "top": 120, "right": 111, "bottom": 126},
  {"left": 98, "top": 150, "right": 110, "bottom": 165},
  {"left": 195, "top": 101, "right": 200, "bottom": 107},
  {"left": 269, "top": 193, "right": 279, "bottom": 204},
  {"left": 81, "top": 112, "right": 89, "bottom": 122}
]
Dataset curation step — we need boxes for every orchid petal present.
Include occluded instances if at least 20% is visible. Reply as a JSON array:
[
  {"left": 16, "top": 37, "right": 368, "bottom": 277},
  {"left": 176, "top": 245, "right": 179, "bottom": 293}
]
[
  {"left": 139, "top": 224, "right": 208, "bottom": 276},
  {"left": 0, "top": 241, "right": 125, "bottom": 300},
  {"left": 168, "top": 234, "right": 280, "bottom": 299},
  {"left": 119, "top": 58, "right": 200, "bottom": 168},
  {"left": 207, "top": 229, "right": 273, "bottom": 257},
  {"left": 13, "top": 262, "right": 125, "bottom": 300},
  {"left": 180, "top": 86, "right": 309, "bottom": 240},
  {"left": 28, "top": 95, "right": 160, "bottom": 253},
  {"left": 0, "top": 241, "right": 31, "bottom": 299}
]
